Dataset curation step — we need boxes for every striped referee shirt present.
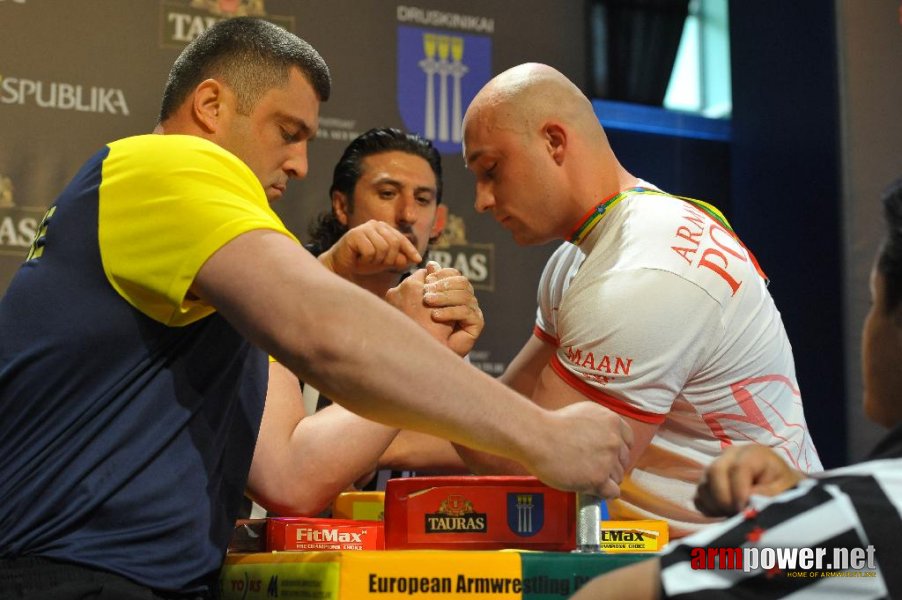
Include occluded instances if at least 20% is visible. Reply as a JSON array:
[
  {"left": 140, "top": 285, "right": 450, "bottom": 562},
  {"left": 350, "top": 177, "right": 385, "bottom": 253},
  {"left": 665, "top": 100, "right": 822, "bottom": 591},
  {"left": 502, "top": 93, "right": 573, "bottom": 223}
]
[{"left": 659, "top": 425, "right": 902, "bottom": 599}]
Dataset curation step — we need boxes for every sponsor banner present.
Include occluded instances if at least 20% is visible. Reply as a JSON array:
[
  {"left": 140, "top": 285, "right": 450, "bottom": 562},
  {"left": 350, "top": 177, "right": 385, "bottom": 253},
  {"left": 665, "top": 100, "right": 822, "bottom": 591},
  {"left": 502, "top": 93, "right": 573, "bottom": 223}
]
[
  {"left": 221, "top": 553, "right": 341, "bottom": 599},
  {"left": 396, "top": 23, "right": 491, "bottom": 155},
  {"left": 0, "top": 173, "right": 44, "bottom": 267},
  {"left": 220, "top": 550, "right": 649, "bottom": 599},
  {"left": 427, "top": 212, "right": 494, "bottom": 291},
  {"left": 467, "top": 349, "right": 506, "bottom": 376},
  {"left": 159, "top": 0, "right": 295, "bottom": 47},
  {"left": 344, "top": 550, "right": 521, "bottom": 599},
  {"left": 0, "top": 207, "right": 41, "bottom": 259},
  {"left": 519, "top": 552, "right": 648, "bottom": 599},
  {"left": 0, "top": 73, "right": 130, "bottom": 116}
]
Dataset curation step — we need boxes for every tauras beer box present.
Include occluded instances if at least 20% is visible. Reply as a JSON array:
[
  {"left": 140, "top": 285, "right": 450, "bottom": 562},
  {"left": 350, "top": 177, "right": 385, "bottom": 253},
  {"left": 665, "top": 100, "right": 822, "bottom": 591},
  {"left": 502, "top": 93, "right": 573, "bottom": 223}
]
[
  {"left": 263, "top": 517, "right": 384, "bottom": 551},
  {"left": 384, "top": 476, "right": 575, "bottom": 550}
]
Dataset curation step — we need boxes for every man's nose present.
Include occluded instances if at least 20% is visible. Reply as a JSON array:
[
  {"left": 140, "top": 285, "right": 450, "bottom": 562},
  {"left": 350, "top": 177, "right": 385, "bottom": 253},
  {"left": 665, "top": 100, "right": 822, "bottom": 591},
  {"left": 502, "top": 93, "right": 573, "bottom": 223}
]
[
  {"left": 284, "top": 142, "right": 309, "bottom": 180},
  {"left": 474, "top": 181, "right": 494, "bottom": 213},
  {"left": 398, "top": 194, "right": 418, "bottom": 223}
]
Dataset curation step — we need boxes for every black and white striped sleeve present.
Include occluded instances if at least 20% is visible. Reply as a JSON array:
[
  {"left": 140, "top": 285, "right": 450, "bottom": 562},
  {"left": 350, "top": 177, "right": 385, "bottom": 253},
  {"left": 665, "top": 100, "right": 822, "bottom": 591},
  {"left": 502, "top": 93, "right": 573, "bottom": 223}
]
[{"left": 658, "top": 458, "right": 902, "bottom": 599}]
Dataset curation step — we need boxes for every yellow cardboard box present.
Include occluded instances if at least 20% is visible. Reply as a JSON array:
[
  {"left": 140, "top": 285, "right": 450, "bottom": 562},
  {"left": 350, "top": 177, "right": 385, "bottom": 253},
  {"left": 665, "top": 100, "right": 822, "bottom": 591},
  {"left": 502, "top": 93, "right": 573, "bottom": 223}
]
[{"left": 599, "top": 520, "right": 668, "bottom": 553}]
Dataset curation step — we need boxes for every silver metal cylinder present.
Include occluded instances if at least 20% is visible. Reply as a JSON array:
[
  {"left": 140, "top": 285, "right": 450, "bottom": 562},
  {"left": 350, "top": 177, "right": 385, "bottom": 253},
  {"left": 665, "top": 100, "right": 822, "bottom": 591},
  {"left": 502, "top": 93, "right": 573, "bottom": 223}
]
[{"left": 574, "top": 493, "right": 602, "bottom": 553}]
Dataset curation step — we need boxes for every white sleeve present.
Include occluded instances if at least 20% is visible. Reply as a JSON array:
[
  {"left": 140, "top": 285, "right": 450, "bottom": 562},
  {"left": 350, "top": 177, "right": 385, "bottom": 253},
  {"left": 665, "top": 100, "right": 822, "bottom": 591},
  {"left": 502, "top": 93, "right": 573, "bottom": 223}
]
[
  {"left": 535, "top": 242, "right": 583, "bottom": 343},
  {"left": 553, "top": 267, "right": 723, "bottom": 418}
]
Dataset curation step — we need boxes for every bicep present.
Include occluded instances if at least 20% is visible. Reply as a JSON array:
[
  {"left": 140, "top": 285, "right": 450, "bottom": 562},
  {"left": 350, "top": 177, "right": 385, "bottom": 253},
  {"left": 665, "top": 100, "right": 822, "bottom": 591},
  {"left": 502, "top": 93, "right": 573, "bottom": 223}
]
[
  {"left": 500, "top": 334, "right": 557, "bottom": 398},
  {"left": 533, "top": 361, "right": 659, "bottom": 470},
  {"left": 191, "top": 229, "right": 363, "bottom": 383}
]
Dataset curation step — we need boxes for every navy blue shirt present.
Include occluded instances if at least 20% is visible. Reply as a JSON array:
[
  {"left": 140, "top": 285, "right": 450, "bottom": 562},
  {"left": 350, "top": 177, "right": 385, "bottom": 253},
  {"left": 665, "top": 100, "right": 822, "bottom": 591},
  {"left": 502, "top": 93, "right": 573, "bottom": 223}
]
[{"left": 0, "top": 137, "right": 275, "bottom": 594}]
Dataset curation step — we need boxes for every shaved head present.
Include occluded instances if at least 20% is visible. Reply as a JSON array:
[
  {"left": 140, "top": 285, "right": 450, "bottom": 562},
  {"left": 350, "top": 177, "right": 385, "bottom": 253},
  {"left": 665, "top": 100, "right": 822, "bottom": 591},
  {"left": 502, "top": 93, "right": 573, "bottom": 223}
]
[{"left": 463, "top": 63, "right": 603, "bottom": 144}]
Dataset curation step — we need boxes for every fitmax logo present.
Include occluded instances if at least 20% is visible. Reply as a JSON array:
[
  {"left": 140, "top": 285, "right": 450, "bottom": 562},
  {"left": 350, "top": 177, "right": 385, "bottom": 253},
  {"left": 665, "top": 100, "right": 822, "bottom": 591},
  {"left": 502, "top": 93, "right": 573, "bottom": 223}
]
[{"left": 296, "top": 528, "right": 364, "bottom": 543}]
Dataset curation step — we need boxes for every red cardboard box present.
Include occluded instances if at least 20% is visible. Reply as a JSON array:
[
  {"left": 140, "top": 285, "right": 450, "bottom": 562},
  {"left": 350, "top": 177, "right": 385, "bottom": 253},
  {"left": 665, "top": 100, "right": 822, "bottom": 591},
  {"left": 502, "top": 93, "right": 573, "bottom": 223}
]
[
  {"left": 266, "top": 517, "right": 384, "bottom": 551},
  {"left": 384, "top": 476, "right": 576, "bottom": 550}
]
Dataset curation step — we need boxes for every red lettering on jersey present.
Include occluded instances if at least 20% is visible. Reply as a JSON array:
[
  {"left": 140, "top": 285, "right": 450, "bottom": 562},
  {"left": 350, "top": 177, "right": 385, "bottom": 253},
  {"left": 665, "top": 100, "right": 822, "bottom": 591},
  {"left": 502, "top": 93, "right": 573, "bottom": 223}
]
[
  {"left": 699, "top": 247, "right": 742, "bottom": 295},
  {"left": 675, "top": 225, "right": 703, "bottom": 246},
  {"left": 672, "top": 245, "right": 696, "bottom": 264},
  {"left": 671, "top": 207, "right": 706, "bottom": 264},
  {"left": 566, "top": 346, "right": 582, "bottom": 363},
  {"left": 598, "top": 355, "right": 611, "bottom": 373},
  {"left": 585, "top": 372, "right": 612, "bottom": 385},
  {"left": 709, "top": 223, "right": 747, "bottom": 261},
  {"left": 672, "top": 205, "right": 747, "bottom": 295},
  {"left": 682, "top": 206, "right": 707, "bottom": 230},
  {"left": 615, "top": 357, "right": 632, "bottom": 375},
  {"left": 565, "top": 346, "right": 633, "bottom": 382}
]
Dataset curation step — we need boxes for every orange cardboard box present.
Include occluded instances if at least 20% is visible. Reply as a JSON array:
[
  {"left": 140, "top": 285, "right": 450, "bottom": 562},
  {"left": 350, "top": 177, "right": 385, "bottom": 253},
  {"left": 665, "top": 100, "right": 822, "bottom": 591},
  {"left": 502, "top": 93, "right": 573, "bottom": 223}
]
[
  {"left": 266, "top": 517, "right": 384, "bottom": 551},
  {"left": 384, "top": 476, "right": 575, "bottom": 551}
]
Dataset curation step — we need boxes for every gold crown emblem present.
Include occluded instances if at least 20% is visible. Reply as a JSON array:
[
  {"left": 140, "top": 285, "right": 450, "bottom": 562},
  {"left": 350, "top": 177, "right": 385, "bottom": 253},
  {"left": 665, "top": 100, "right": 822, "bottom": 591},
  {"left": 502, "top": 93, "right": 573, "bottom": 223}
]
[
  {"left": 189, "top": 0, "right": 266, "bottom": 16},
  {"left": 438, "top": 494, "right": 475, "bottom": 516},
  {"left": 433, "top": 213, "right": 467, "bottom": 248}
]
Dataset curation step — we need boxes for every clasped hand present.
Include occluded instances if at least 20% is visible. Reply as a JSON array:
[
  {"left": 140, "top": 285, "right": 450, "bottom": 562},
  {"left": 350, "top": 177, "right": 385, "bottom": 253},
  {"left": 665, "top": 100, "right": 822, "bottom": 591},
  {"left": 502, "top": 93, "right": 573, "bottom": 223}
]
[{"left": 385, "top": 262, "right": 484, "bottom": 356}]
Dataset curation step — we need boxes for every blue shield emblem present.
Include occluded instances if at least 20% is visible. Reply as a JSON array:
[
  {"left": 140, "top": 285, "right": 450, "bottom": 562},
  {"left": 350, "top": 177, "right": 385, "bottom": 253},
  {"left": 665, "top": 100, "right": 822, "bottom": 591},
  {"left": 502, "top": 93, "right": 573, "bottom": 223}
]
[
  {"left": 507, "top": 493, "right": 544, "bottom": 537},
  {"left": 397, "top": 25, "right": 491, "bottom": 155}
]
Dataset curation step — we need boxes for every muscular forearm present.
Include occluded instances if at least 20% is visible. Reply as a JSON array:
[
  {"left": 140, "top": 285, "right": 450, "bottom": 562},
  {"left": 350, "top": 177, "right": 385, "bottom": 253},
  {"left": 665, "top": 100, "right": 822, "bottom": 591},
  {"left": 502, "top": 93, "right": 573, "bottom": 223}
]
[
  {"left": 262, "top": 407, "right": 399, "bottom": 515},
  {"left": 379, "top": 430, "right": 469, "bottom": 473},
  {"left": 200, "top": 234, "right": 541, "bottom": 467},
  {"left": 198, "top": 231, "right": 630, "bottom": 497},
  {"left": 247, "top": 364, "right": 401, "bottom": 515},
  {"left": 453, "top": 442, "right": 530, "bottom": 476}
]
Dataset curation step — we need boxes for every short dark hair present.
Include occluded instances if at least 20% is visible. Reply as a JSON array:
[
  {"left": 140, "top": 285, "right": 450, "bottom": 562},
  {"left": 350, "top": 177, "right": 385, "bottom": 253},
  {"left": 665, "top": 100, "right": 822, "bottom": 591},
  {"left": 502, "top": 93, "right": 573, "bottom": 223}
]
[
  {"left": 158, "top": 17, "right": 331, "bottom": 123},
  {"left": 878, "top": 177, "right": 902, "bottom": 312},
  {"left": 307, "top": 128, "right": 443, "bottom": 254}
]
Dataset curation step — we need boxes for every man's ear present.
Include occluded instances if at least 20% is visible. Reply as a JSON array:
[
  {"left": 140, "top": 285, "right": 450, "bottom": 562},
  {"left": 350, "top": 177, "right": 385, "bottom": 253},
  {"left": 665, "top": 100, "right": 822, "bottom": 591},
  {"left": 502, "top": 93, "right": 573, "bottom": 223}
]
[
  {"left": 192, "top": 79, "right": 225, "bottom": 133},
  {"left": 331, "top": 191, "right": 351, "bottom": 226},
  {"left": 543, "top": 122, "right": 566, "bottom": 165},
  {"left": 430, "top": 204, "right": 448, "bottom": 240}
]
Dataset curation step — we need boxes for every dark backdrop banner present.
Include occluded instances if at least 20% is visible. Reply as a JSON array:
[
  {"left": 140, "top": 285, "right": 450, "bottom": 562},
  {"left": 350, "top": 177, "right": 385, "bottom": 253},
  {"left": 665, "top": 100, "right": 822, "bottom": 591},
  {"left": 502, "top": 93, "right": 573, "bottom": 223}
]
[{"left": 0, "top": 0, "right": 587, "bottom": 375}]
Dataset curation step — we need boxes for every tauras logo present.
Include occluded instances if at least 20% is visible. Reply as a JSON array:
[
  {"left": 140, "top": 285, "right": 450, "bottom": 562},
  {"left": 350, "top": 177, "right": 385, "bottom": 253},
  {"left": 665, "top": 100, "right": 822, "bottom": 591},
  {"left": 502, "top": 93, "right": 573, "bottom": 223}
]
[
  {"left": 427, "top": 213, "right": 494, "bottom": 291},
  {"left": 160, "top": 0, "right": 294, "bottom": 47},
  {"left": 0, "top": 174, "right": 43, "bottom": 258},
  {"left": 0, "top": 73, "right": 129, "bottom": 115},
  {"left": 425, "top": 494, "right": 488, "bottom": 533},
  {"left": 0, "top": 212, "right": 37, "bottom": 254},
  {"left": 296, "top": 527, "right": 364, "bottom": 543}
]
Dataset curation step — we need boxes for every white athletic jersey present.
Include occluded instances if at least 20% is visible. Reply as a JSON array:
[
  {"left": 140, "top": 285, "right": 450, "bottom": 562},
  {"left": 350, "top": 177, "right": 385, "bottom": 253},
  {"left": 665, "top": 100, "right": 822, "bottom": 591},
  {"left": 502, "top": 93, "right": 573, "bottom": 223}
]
[{"left": 535, "top": 189, "right": 822, "bottom": 537}]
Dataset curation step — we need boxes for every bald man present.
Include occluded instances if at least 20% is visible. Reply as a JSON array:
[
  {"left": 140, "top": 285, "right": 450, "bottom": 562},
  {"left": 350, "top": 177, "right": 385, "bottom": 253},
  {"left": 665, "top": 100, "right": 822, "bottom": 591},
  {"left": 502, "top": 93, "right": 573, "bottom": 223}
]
[{"left": 458, "top": 63, "right": 822, "bottom": 538}]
